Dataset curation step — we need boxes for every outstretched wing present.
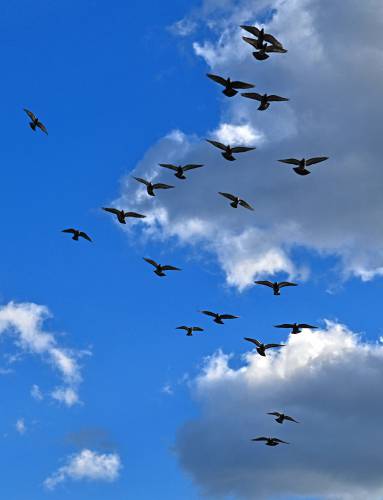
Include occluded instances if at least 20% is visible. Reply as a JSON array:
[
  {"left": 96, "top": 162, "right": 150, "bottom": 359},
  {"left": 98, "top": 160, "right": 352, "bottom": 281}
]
[
  {"left": 231, "top": 81, "right": 255, "bottom": 90},
  {"left": 251, "top": 437, "right": 268, "bottom": 442},
  {"left": 124, "top": 212, "right": 146, "bottom": 219},
  {"left": 231, "top": 146, "right": 255, "bottom": 153},
  {"left": 37, "top": 121, "right": 48, "bottom": 134},
  {"left": 79, "top": 231, "right": 92, "bottom": 242},
  {"left": 201, "top": 310, "right": 217, "bottom": 318},
  {"left": 305, "top": 156, "right": 329, "bottom": 166},
  {"left": 176, "top": 326, "right": 188, "bottom": 331},
  {"left": 133, "top": 176, "right": 150, "bottom": 186},
  {"left": 242, "top": 36, "right": 258, "bottom": 48},
  {"left": 220, "top": 314, "right": 239, "bottom": 320},
  {"left": 240, "top": 25, "right": 261, "bottom": 37},
  {"left": 274, "top": 324, "right": 294, "bottom": 329},
  {"left": 278, "top": 158, "right": 300, "bottom": 165},
  {"left": 206, "top": 139, "right": 227, "bottom": 151},
  {"left": 298, "top": 324, "right": 317, "bottom": 329},
  {"left": 278, "top": 281, "right": 297, "bottom": 288},
  {"left": 159, "top": 163, "right": 178, "bottom": 172},
  {"left": 161, "top": 265, "right": 181, "bottom": 271},
  {"left": 143, "top": 257, "right": 158, "bottom": 268},
  {"left": 24, "top": 108, "right": 36, "bottom": 121},
  {"left": 267, "top": 95, "right": 289, "bottom": 102},
  {"left": 239, "top": 199, "right": 254, "bottom": 211},
  {"left": 284, "top": 415, "right": 299, "bottom": 423},
  {"left": 207, "top": 73, "right": 227, "bottom": 86},
  {"left": 219, "top": 192, "right": 236, "bottom": 202},
  {"left": 267, "top": 411, "right": 281, "bottom": 417},
  {"left": 62, "top": 228, "right": 76, "bottom": 234},
  {"left": 244, "top": 337, "right": 262, "bottom": 347},
  {"left": 273, "top": 438, "right": 289, "bottom": 444},
  {"left": 263, "top": 33, "right": 283, "bottom": 48},
  {"left": 102, "top": 207, "right": 120, "bottom": 216},
  {"left": 265, "top": 45, "right": 287, "bottom": 53},
  {"left": 241, "top": 92, "right": 262, "bottom": 101},
  {"left": 254, "top": 280, "right": 273, "bottom": 288},
  {"left": 192, "top": 327, "right": 204, "bottom": 332},
  {"left": 265, "top": 343, "right": 285, "bottom": 349},
  {"left": 152, "top": 183, "right": 174, "bottom": 190},
  {"left": 182, "top": 164, "right": 204, "bottom": 171}
]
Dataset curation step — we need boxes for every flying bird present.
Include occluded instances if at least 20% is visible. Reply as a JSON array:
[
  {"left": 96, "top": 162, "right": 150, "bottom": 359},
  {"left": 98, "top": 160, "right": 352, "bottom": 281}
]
[
  {"left": 241, "top": 92, "right": 289, "bottom": 110},
  {"left": 143, "top": 258, "right": 181, "bottom": 277},
  {"left": 23, "top": 109, "right": 48, "bottom": 134},
  {"left": 278, "top": 157, "right": 329, "bottom": 176},
  {"left": 240, "top": 25, "right": 285, "bottom": 50},
  {"left": 206, "top": 139, "right": 255, "bottom": 161},
  {"left": 254, "top": 281, "right": 297, "bottom": 295},
  {"left": 159, "top": 163, "right": 204, "bottom": 180},
  {"left": 274, "top": 323, "right": 318, "bottom": 334},
  {"left": 251, "top": 437, "right": 289, "bottom": 446},
  {"left": 176, "top": 326, "right": 204, "bottom": 336},
  {"left": 207, "top": 74, "right": 255, "bottom": 97},
  {"left": 243, "top": 337, "right": 284, "bottom": 357},
  {"left": 242, "top": 37, "right": 287, "bottom": 60},
  {"left": 218, "top": 192, "right": 254, "bottom": 211},
  {"left": 62, "top": 229, "right": 92, "bottom": 242},
  {"left": 267, "top": 411, "right": 299, "bottom": 424},
  {"left": 102, "top": 207, "right": 146, "bottom": 224},
  {"left": 133, "top": 177, "right": 174, "bottom": 196},
  {"left": 201, "top": 310, "right": 239, "bottom": 324}
]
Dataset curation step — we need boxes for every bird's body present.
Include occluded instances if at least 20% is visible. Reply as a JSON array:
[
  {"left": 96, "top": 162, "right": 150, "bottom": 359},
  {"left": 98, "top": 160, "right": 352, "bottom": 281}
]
[
  {"left": 143, "top": 258, "right": 181, "bottom": 277},
  {"left": 176, "top": 326, "right": 204, "bottom": 336},
  {"left": 159, "top": 163, "right": 204, "bottom": 180},
  {"left": 206, "top": 139, "right": 255, "bottom": 161},
  {"left": 62, "top": 228, "right": 92, "bottom": 242},
  {"left": 274, "top": 323, "right": 318, "bottom": 334},
  {"left": 207, "top": 74, "right": 255, "bottom": 97},
  {"left": 241, "top": 92, "right": 289, "bottom": 110},
  {"left": 254, "top": 280, "right": 297, "bottom": 295},
  {"left": 133, "top": 177, "right": 174, "bottom": 196},
  {"left": 201, "top": 310, "right": 239, "bottom": 324},
  {"left": 102, "top": 207, "right": 146, "bottom": 224},
  {"left": 23, "top": 109, "right": 48, "bottom": 134},
  {"left": 251, "top": 436, "right": 289, "bottom": 446},
  {"left": 244, "top": 337, "right": 284, "bottom": 356},
  {"left": 267, "top": 411, "right": 299, "bottom": 424},
  {"left": 278, "top": 157, "right": 329, "bottom": 175}
]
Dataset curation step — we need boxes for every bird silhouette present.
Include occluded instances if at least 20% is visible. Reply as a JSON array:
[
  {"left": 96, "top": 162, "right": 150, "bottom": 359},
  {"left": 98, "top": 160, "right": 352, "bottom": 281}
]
[
  {"left": 274, "top": 323, "right": 317, "bottom": 334},
  {"left": 176, "top": 326, "right": 204, "bottom": 336},
  {"left": 133, "top": 177, "right": 174, "bottom": 196},
  {"left": 267, "top": 411, "right": 299, "bottom": 424},
  {"left": 254, "top": 281, "right": 297, "bottom": 295},
  {"left": 62, "top": 229, "right": 92, "bottom": 242},
  {"left": 242, "top": 37, "right": 287, "bottom": 60},
  {"left": 143, "top": 258, "right": 181, "bottom": 276},
  {"left": 218, "top": 192, "right": 254, "bottom": 211},
  {"left": 244, "top": 337, "right": 284, "bottom": 356},
  {"left": 23, "top": 109, "right": 48, "bottom": 134},
  {"left": 102, "top": 207, "right": 146, "bottom": 224},
  {"left": 207, "top": 74, "right": 255, "bottom": 97},
  {"left": 159, "top": 163, "right": 204, "bottom": 179},
  {"left": 241, "top": 92, "right": 289, "bottom": 110},
  {"left": 206, "top": 139, "right": 255, "bottom": 161},
  {"left": 201, "top": 310, "right": 239, "bottom": 324},
  {"left": 251, "top": 437, "right": 289, "bottom": 446},
  {"left": 278, "top": 157, "right": 329, "bottom": 176},
  {"left": 240, "top": 25, "right": 285, "bottom": 50}
]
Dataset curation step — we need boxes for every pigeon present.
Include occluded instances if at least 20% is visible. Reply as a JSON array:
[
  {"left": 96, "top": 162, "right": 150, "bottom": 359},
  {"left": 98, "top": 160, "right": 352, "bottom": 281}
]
[
  {"left": 267, "top": 411, "right": 299, "bottom": 424},
  {"left": 251, "top": 437, "right": 289, "bottom": 446},
  {"left": 243, "top": 337, "right": 284, "bottom": 357},
  {"left": 23, "top": 109, "right": 48, "bottom": 134},
  {"left": 143, "top": 258, "right": 181, "bottom": 277},
  {"left": 159, "top": 163, "right": 204, "bottom": 180},
  {"left": 278, "top": 157, "right": 329, "bottom": 176},
  {"left": 176, "top": 326, "right": 204, "bottom": 336},
  {"left": 254, "top": 281, "right": 297, "bottom": 296},
  {"left": 207, "top": 74, "right": 255, "bottom": 97},
  {"left": 274, "top": 323, "right": 317, "bottom": 334},
  {"left": 133, "top": 177, "right": 174, "bottom": 196},
  {"left": 201, "top": 310, "right": 239, "bottom": 324},
  {"left": 241, "top": 92, "right": 289, "bottom": 110},
  {"left": 242, "top": 37, "right": 287, "bottom": 60},
  {"left": 102, "top": 207, "right": 146, "bottom": 224},
  {"left": 62, "top": 229, "right": 92, "bottom": 242},
  {"left": 206, "top": 139, "right": 255, "bottom": 161},
  {"left": 218, "top": 192, "right": 254, "bottom": 211},
  {"left": 240, "top": 25, "right": 285, "bottom": 50}
]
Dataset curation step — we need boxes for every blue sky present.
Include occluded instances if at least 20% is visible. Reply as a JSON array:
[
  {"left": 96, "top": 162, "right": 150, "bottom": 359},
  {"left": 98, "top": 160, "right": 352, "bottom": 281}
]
[{"left": 1, "top": 0, "right": 383, "bottom": 499}]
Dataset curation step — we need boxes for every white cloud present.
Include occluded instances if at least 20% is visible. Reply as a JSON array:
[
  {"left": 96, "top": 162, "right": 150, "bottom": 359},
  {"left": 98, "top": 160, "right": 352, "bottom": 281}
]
[
  {"left": 30, "top": 384, "right": 43, "bottom": 401},
  {"left": 175, "top": 321, "right": 383, "bottom": 499},
  {"left": 15, "top": 418, "right": 26, "bottom": 435},
  {"left": 44, "top": 449, "right": 122, "bottom": 490},
  {"left": 51, "top": 387, "right": 80, "bottom": 407}
]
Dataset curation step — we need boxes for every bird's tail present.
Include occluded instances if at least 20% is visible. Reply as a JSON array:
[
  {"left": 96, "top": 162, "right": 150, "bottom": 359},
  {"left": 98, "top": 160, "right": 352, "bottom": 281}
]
[{"left": 29, "top": 122, "right": 36, "bottom": 130}]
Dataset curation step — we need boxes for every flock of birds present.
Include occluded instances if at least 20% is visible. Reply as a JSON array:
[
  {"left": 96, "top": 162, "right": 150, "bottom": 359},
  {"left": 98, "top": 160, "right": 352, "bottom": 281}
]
[{"left": 24, "top": 23, "right": 329, "bottom": 448}]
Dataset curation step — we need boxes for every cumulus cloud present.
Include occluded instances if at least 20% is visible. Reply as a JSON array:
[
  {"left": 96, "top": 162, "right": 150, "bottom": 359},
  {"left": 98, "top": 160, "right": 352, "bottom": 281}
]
[
  {"left": 15, "top": 418, "right": 26, "bottom": 435},
  {"left": 44, "top": 449, "right": 122, "bottom": 490},
  {"left": 175, "top": 321, "right": 383, "bottom": 499}
]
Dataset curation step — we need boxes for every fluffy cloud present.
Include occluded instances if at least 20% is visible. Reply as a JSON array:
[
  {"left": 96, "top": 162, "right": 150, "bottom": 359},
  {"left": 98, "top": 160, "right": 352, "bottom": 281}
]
[
  {"left": 44, "top": 449, "right": 122, "bottom": 490},
  {"left": 113, "top": 0, "right": 383, "bottom": 290},
  {"left": 175, "top": 321, "right": 383, "bottom": 499},
  {"left": 15, "top": 418, "right": 26, "bottom": 435}
]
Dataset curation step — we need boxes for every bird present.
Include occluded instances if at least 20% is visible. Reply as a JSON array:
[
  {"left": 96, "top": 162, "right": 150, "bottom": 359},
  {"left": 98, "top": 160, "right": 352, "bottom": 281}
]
[
  {"left": 133, "top": 177, "right": 174, "bottom": 196},
  {"left": 242, "top": 37, "right": 287, "bottom": 60},
  {"left": 201, "top": 310, "right": 239, "bottom": 324},
  {"left": 267, "top": 411, "right": 299, "bottom": 424},
  {"left": 251, "top": 437, "right": 289, "bottom": 446},
  {"left": 218, "top": 192, "right": 254, "bottom": 211},
  {"left": 176, "top": 326, "right": 204, "bottom": 336},
  {"left": 143, "top": 258, "right": 181, "bottom": 276},
  {"left": 241, "top": 92, "right": 289, "bottom": 110},
  {"left": 254, "top": 281, "right": 297, "bottom": 295},
  {"left": 243, "top": 337, "right": 284, "bottom": 357},
  {"left": 158, "top": 163, "right": 204, "bottom": 180},
  {"left": 274, "top": 323, "right": 318, "bottom": 334},
  {"left": 207, "top": 74, "right": 255, "bottom": 97},
  {"left": 240, "top": 25, "right": 285, "bottom": 50},
  {"left": 62, "top": 229, "right": 92, "bottom": 242},
  {"left": 102, "top": 207, "right": 146, "bottom": 224},
  {"left": 206, "top": 139, "right": 255, "bottom": 161},
  {"left": 278, "top": 157, "right": 329, "bottom": 176},
  {"left": 23, "top": 109, "right": 48, "bottom": 134}
]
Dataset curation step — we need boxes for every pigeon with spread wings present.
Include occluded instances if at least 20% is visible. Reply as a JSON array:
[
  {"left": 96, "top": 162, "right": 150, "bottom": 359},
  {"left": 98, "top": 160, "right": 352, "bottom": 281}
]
[
  {"left": 240, "top": 25, "right": 285, "bottom": 50},
  {"left": 242, "top": 37, "right": 287, "bottom": 60},
  {"left": 274, "top": 323, "right": 317, "bottom": 334},
  {"left": 207, "top": 74, "right": 255, "bottom": 97},
  {"left": 278, "top": 157, "right": 329, "bottom": 176},
  {"left": 244, "top": 337, "right": 284, "bottom": 357},
  {"left": 23, "top": 109, "right": 48, "bottom": 134},
  {"left": 206, "top": 139, "right": 255, "bottom": 161},
  {"left": 62, "top": 229, "right": 92, "bottom": 242},
  {"left": 143, "top": 258, "right": 181, "bottom": 277},
  {"left": 176, "top": 326, "right": 204, "bottom": 337},
  {"left": 201, "top": 310, "right": 239, "bottom": 324},
  {"left": 218, "top": 192, "right": 254, "bottom": 211},
  {"left": 241, "top": 92, "right": 289, "bottom": 110},
  {"left": 133, "top": 177, "right": 174, "bottom": 196},
  {"left": 102, "top": 207, "right": 146, "bottom": 224},
  {"left": 267, "top": 411, "right": 299, "bottom": 424},
  {"left": 159, "top": 163, "right": 204, "bottom": 180},
  {"left": 251, "top": 437, "right": 289, "bottom": 446},
  {"left": 254, "top": 281, "right": 297, "bottom": 296}
]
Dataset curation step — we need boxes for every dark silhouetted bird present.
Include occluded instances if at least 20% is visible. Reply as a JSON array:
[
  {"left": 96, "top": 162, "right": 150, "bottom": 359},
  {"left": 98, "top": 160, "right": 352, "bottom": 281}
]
[
  {"left": 176, "top": 326, "right": 204, "bottom": 336},
  {"left": 143, "top": 258, "right": 181, "bottom": 276},
  {"left": 201, "top": 310, "right": 239, "bottom": 324},
  {"left": 278, "top": 157, "right": 329, "bottom": 176},
  {"left": 241, "top": 92, "right": 289, "bottom": 110},
  {"left": 274, "top": 323, "right": 317, "bottom": 334},
  {"left": 24, "top": 109, "right": 48, "bottom": 134},
  {"left": 240, "top": 25, "right": 285, "bottom": 50},
  {"left": 62, "top": 229, "right": 92, "bottom": 242},
  {"left": 207, "top": 74, "right": 255, "bottom": 97},
  {"left": 206, "top": 139, "right": 255, "bottom": 161},
  {"left": 254, "top": 281, "right": 297, "bottom": 295},
  {"left": 102, "top": 207, "right": 146, "bottom": 224},
  {"left": 218, "top": 192, "right": 254, "bottom": 211},
  {"left": 251, "top": 437, "right": 289, "bottom": 446},
  {"left": 244, "top": 337, "right": 284, "bottom": 356},
  {"left": 159, "top": 163, "right": 204, "bottom": 179},
  {"left": 267, "top": 411, "right": 299, "bottom": 424},
  {"left": 242, "top": 37, "right": 287, "bottom": 60},
  {"left": 133, "top": 177, "right": 174, "bottom": 196}
]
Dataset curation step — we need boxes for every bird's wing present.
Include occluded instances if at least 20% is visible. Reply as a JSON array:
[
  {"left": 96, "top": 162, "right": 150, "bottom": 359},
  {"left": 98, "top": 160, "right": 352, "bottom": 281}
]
[
  {"left": 176, "top": 326, "right": 188, "bottom": 330},
  {"left": 265, "top": 343, "right": 285, "bottom": 349},
  {"left": 24, "top": 108, "right": 36, "bottom": 120},
  {"left": 278, "top": 158, "right": 300, "bottom": 165},
  {"left": 37, "top": 122, "right": 48, "bottom": 134},
  {"left": 220, "top": 314, "right": 239, "bottom": 320},
  {"left": 242, "top": 36, "right": 258, "bottom": 48},
  {"left": 192, "top": 327, "right": 204, "bottom": 332},
  {"left": 267, "top": 412, "right": 281, "bottom": 417},
  {"left": 133, "top": 177, "right": 150, "bottom": 186},
  {"left": 305, "top": 156, "right": 329, "bottom": 166},
  {"left": 124, "top": 212, "right": 146, "bottom": 218},
  {"left": 284, "top": 415, "right": 299, "bottom": 423},
  {"left": 244, "top": 337, "right": 262, "bottom": 347},
  {"left": 267, "top": 95, "right": 289, "bottom": 102},
  {"left": 240, "top": 25, "right": 261, "bottom": 37},
  {"left": 161, "top": 265, "right": 181, "bottom": 271},
  {"left": 79, "top": 232, "right": 92, "bottom": 242},
  {"left": 201, "top": 310, "right": 217, "bottom": 318},
  {"left": 231, "top": 81, "right": 255, "bottom": 89},
  {"left": 274, "top": 324, "right": 294, "bottom": 328},
  {"left": 206, "top": 139, "right": 227, "bottom": 151},
  {"left": 102, "top": 207, "right": 120, "bottom": 215},
  {"left": 152, "top": 183, "right": 175, "bottom": 190},
  {"left": 219, "top": 192, "right": 237, "bottom": 202},
  {"left": 254, "top": 280, "right": 273, "bottom": 288},
  {"left": 278, "top": 281, "right": 297, "bottom": 288},
  {"left": 241, "top": 92, "right": 262, "bottom": 101},
  {"left": 239, "top": 199, "right": 254, "bottom": 211},
  {"left": 182, "top": 164, "right": 204, "bottom": 171},
  {"left": 274, "top": 438, "right": 289, "bottom": 444},
  {"left": 251, "top": 437, "right": 268, "bottom": 442},
  {"left": 207, "top": 73, "right": 227, "bottom": 86},
  {"left": 159, "top": 163, "right": 178, "bottom": 171},
  {"left": 265, "top": 45, "right": 287, "bottom": 53},
  {"left": 230, "top": 146, "right": 255, "bottom": 153},
  {"left": 298, "top": 324, "right": 317, "bottom": 329},
  {"left": 263, "top": 33, "right": 283, "bottom": 48},
  {"left": 62, "top": 228, "right": 76, "bottom": 234},
  {"left": 143, "top": 257, "right": 158, "bottom": 267}
]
